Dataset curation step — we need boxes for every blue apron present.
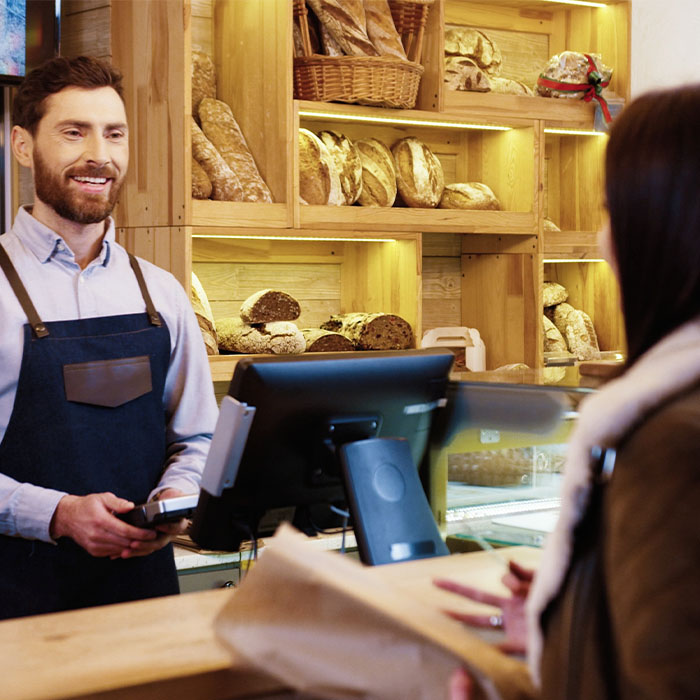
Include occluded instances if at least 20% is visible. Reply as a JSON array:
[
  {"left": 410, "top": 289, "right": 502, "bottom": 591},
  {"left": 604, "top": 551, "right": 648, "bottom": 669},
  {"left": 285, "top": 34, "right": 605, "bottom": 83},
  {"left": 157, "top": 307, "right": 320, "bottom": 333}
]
[{"left": 0, "top": 246, "right": 179, "bottom": 619}]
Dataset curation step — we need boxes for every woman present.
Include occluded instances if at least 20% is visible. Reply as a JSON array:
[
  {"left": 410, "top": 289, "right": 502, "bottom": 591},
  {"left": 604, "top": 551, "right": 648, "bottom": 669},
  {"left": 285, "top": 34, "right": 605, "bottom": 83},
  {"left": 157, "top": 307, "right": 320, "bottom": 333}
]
[{"left": 438, "top": 84, "right": 700, "bottom": 698}]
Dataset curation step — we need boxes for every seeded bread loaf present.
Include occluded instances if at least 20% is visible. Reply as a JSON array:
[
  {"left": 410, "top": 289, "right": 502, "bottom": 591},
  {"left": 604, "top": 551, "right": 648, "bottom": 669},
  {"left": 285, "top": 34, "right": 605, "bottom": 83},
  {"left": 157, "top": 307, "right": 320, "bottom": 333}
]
[
  {"left": 190, "top": 272, "right": 218, "bottom": 355},
  {"left": 299, "top": 128, "right": 343, "bottom": 206},
  {"left": 551, "top": 303, "right": 600, "bottom": 360},
  {"left": 317, "top": 131, "right": 363, "bottom": 205},
  {"left": 301, "top": 328, "right": 355, "bottom": 352},
  {"left": 217, "top": 318, "right": 306, "bottom": 355},
  {"left": 438, "top": 182, "right": 501, "bottom": 210},
  {"left": 444, "top": 56, "right": 491, "bottom": 92},
  {"left": 191, "top": 118, "right": 243, "bottom": 201},
  {"left": 444, "top": 27, "right": 502, "bottom": 75},
  {"left": 240, "top": 289, "right": 301, "bottom": 324},
  {"left": 191, "top": 157, "right": 213, "bottom": 200},
  {"left": 355, "top": 138, "right": 397, "bottom": 207},
  {"left": 543, "top": 282, "right": 568, "bottom": 307},
  {"left": 306, "top": 0, "right": 379, "bottom": 57},
  {"left": 536, "top": 52, "right": 612, "bottom": 100},
  {"left": 199, "top": 98, "right": 273, "bottom": 203},
  {"left": 392, "top": 137, "right": 445, "bottom": 208},
  {"left": 363, "top": 0, "right": 406, "bottom": 59},
  {"left": 321, "top": 312, "right": 413, "bottom": 350},
  {"left": 191, "top": 50, "right": 216, "bottom": 115}
]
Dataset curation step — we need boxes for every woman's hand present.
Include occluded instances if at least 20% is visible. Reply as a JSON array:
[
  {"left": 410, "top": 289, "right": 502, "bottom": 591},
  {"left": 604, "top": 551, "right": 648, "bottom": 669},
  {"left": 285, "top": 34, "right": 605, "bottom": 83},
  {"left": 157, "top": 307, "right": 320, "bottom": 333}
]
[{"left": 434, "top": 560, "right": 534, "bottom": 656}]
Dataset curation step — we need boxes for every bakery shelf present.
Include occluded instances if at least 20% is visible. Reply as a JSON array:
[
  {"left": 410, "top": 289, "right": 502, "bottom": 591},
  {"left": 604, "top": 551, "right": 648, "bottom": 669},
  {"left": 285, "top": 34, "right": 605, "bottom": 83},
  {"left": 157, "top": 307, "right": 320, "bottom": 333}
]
[
  {"left": 190, "top": 201, "right": 290, "bottom": 229},
  {"left": 542, "top": 230, "right": 603, "bottom": 260}
]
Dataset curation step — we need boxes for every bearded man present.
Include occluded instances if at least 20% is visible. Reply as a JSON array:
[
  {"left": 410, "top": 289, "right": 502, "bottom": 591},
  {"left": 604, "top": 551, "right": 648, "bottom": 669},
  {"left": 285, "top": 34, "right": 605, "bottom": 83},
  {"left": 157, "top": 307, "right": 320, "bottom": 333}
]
[{"left": 0, "top": 56, "right": 218, "bottom": 618}]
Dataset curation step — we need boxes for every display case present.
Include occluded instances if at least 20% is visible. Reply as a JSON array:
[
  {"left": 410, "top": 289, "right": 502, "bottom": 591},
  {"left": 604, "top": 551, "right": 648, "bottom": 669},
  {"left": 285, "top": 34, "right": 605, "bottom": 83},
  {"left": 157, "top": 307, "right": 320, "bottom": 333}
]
[{"left": 427, "top": 366, "right": 600, "bottom": 549}]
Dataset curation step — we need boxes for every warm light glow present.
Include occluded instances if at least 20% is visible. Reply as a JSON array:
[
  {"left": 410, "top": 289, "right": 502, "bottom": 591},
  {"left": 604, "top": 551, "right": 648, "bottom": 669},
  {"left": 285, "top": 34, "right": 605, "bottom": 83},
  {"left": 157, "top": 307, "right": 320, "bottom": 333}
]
[
  {"left": 192, "top": 234, "right": 397, "bottom": 243},
  {"left": 539, "top": 0, "right": 607, "bottom": 7},
  {"left": 544, "top": 128, "right": 607, "bottom": 137},
  {"left": 543, "top": 258, "right": 606, "bottom": 263},
  {"left": 299, "top": 110, "right": 511, "bottom": 131}
]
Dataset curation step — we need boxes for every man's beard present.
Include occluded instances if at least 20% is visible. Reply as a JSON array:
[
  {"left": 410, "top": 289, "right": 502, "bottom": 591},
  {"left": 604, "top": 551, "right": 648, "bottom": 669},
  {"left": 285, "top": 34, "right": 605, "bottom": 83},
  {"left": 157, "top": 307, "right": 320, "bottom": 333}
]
[{"left": 33, "top": 149, "right": 124, "bottom": 225}]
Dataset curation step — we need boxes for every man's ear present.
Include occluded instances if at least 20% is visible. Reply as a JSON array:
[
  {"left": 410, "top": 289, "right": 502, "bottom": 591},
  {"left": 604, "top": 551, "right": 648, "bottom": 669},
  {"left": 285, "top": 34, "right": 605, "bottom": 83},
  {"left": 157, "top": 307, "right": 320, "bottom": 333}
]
[{"left": 11, "top": 126, "right": 34, "bottom": 168}]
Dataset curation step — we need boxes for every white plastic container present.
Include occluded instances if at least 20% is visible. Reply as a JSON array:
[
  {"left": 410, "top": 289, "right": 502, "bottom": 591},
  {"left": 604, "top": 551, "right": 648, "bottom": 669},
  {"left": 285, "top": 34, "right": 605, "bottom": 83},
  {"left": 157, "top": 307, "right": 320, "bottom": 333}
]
[{"left": 420, "top": 326, "right": 486, "bottom": 372}]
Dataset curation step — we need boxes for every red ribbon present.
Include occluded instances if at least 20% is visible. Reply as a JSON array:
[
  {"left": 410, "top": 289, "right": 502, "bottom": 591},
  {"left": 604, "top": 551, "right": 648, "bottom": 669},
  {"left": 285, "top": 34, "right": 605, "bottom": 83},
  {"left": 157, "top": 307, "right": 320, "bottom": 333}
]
[{"left": 537, "top": 54, "right": 613, "bottom": 123}]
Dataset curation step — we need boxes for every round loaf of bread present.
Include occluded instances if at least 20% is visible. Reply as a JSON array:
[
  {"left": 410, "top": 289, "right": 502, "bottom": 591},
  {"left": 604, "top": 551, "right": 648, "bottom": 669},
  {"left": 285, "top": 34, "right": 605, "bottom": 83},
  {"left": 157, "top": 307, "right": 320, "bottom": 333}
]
[
  {"left": 355, "top": 138, "right": 397, "bottom": 207},
  {"left": 217, "top": 318, "right": 306, "bottom": 355},
  {"left": 543, "top": 282, "right": 568, "bottom": 307},
  {"left": 392, "top": 137, "right": 445, "bottom": 208},
  {"left": 317, "top": 130, "right": 363, "bottom": 205},
  {"left": 444, "top": 27, "right": 502, "bottom": 75},
  {"left": 444, "top": 56, "right": 491, "bottom": 92},
  {"left": 438, "top": 182, "right": 501, "bottom": 210},
  {"left": 240, "top": 289, "right": 301, "bottom": 323},
  {"left": 489, "top": 76, "right": 534, "bottom": 96},
  {"left": 299, "top": 128, "right": 343, "bottom": 206}
]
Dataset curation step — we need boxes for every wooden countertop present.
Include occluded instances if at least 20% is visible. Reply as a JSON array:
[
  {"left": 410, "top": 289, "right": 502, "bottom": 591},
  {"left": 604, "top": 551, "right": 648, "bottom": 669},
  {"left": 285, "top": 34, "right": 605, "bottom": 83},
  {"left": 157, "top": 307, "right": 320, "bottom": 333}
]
[{"left": 0, "top": 546, "right": 541, "bottom": 700}]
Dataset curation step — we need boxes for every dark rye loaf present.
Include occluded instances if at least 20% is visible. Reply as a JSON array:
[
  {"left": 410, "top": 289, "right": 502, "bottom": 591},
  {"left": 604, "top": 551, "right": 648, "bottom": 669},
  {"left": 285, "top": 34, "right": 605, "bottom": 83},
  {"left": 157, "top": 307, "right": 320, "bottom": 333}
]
[{"left": 321, "top": 312, "right": 413, "bottom": 350}]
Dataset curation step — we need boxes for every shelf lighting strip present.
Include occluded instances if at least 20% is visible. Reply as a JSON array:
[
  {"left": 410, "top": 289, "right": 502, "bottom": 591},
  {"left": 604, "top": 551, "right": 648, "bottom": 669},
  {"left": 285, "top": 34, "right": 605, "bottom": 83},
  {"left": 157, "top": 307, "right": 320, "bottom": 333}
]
[
  {"left": 543, "top": 258, "right": 606, "bottom": 263},
  {"left": 299, "top": 109, "right": 511, "bottom": 131},
  {"left": 539, "top": 0, "right": 607, "bottom": 7},
  {"left": 192, "top": 234, "right": 396, "bottom": 243},
  {"left": 544, "top": 128, "right": 607, "bottom": 137}
]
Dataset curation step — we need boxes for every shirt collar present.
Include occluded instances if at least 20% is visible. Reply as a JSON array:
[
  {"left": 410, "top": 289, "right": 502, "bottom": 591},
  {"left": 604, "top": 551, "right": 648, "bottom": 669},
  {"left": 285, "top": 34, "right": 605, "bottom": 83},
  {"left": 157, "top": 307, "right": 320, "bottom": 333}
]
[{"left": 12, "top": 206, "right": 115, "bottom": 267}]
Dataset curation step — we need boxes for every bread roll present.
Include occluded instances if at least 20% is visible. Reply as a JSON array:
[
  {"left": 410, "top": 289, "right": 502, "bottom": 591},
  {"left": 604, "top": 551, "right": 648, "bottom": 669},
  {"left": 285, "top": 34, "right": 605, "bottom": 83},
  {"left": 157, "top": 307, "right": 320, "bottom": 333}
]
[
  {"left": 190, "top": 272, "right": 218, "bottom": 355},
  {"left": 191, "top": 118, "right": 243, "bottom": 201},
  {"left": 299, "top": 128, "right": 343, "bottom": 206},
  {"left": 240, "top": 289, "right": 301, "bottom": 323},
  {"left": 191, "top": 50, "right": 216, "bottom": 115},
  {"left": 355, "top": 138, "right": 397, "bottom": 207},
  {"left": 438, "top": 182, "right": 501, "bottom": 210},
  {"left": 321, "top": 312, "right": 413, "bottom": 350},
  {"left": 191, "top": 157, "right": 212, "bottom": 200},
  {"left": 217, "top": 318, "right": 306, "bottom": 355},
  {"left": 198, "top": 98, "right": 273, "bottom": 203},
  {"left": 543, "top": 282, "right": 568, "bottom": 307},
  {"left": 392, "top": 137, "right": 445, "bottom": 208},
  {"left": 363, "top": 0, "right": 406, "bottom": 59},
  {"left": 489, "top": 76, "right": 534, "bottom": 96},
  {"left": 444, "top": 27, "right": 502, "bottom": 75},
  {"left": 543, "top": 315, "right": 567, "bottom": 354},
  {"left": 317, "top": 130, "right": 363, "bottom": 205},
  {"left": 306, "top": 0, "right": 379, "bottom": 56},
  {"left": 444, "top": 56, "right": 491, "bottom": 92},
  {"left": 301, "top": 328, "right": 355, "bottom": 352}
]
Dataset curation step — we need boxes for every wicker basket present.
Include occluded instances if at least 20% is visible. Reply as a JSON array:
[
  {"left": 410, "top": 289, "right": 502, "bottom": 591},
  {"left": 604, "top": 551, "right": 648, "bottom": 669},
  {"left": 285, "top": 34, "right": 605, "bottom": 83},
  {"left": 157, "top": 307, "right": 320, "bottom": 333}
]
[{"left": 293, "top": 0, "right": 434, "bottom": 110}]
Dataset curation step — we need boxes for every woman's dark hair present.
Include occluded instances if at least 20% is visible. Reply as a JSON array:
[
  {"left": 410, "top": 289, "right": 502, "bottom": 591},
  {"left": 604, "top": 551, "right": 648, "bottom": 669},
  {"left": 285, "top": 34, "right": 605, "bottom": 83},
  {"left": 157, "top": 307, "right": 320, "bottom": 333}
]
[
  {"left": 12, "top": 55, "right": 124, "bottom": 135},
  {"left": 605, "top": 85, "right": 700, "bottom": 364}
]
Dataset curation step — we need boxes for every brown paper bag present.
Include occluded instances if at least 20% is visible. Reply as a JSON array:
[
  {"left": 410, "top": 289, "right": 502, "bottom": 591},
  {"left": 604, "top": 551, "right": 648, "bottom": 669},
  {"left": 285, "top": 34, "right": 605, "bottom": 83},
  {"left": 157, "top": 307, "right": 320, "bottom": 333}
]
[{"left": 215, "top": 525, "right": 536, "bottom": 700}]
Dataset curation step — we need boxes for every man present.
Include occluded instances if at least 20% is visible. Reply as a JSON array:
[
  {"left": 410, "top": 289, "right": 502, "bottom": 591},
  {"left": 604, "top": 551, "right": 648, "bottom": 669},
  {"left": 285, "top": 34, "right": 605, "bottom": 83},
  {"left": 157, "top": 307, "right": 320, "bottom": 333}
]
[{"left": 0, "top": 56, "right": 219, "bottom": 618}]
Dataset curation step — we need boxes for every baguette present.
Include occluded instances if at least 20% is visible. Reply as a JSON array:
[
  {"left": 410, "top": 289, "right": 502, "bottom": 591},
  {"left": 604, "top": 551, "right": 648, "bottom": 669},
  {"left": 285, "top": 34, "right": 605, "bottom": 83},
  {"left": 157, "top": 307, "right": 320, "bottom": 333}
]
[
  {"left": 306, "top": 0, "right": 379, "bottom": 57},
  {"left": 191, "top": 117, "right": 243, "bottom": 201},
  {"left": 363, "top": 0, "right": 406, "bottom": 59}
]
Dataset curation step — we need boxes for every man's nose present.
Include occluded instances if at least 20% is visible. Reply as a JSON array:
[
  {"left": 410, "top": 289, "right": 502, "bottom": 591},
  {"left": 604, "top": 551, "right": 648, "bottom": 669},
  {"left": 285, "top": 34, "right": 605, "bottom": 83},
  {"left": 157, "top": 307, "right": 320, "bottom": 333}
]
[{"left": 83, "top": 133, "right": 110, "bottom": 166}]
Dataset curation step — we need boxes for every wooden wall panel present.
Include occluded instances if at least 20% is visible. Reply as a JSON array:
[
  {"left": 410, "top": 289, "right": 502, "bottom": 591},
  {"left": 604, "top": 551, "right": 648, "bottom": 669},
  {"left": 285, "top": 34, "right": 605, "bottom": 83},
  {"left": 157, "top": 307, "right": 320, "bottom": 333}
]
[{"left": 61, "top": 1, "right": 111, "bottom": 60}]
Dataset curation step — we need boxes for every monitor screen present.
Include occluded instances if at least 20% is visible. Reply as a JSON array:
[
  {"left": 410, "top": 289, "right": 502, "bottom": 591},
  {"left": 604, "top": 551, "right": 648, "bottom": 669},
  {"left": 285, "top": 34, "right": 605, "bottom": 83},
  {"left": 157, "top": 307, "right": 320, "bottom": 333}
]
[{"left": 190, "top": 349, "right": 454, "bottom": 551}]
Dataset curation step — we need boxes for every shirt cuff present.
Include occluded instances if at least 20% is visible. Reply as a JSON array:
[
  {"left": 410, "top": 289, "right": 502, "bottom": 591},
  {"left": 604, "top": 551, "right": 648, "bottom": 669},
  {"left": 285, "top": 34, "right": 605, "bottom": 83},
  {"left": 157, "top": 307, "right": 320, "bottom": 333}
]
[{"left": 13, "top": 483, "right": 67, "bottom": 543}]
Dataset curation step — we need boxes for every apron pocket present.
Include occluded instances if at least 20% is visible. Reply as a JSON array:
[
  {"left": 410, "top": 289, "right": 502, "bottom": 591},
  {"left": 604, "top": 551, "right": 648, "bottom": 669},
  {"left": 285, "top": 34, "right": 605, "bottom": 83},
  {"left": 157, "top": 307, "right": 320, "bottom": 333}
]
[{"left": 63, "top": 356, "right": 153, "bottom": 407}]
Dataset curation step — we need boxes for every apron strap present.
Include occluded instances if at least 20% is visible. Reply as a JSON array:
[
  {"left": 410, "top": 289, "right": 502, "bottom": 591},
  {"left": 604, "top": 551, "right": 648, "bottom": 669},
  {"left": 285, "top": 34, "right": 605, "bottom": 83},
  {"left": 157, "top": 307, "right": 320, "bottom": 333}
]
[
  {"left": 0, "top": 244, "right": 49, "bottom": 338},
  {"left": 128, "top": 254, "right": 162, "bottom": 327}
]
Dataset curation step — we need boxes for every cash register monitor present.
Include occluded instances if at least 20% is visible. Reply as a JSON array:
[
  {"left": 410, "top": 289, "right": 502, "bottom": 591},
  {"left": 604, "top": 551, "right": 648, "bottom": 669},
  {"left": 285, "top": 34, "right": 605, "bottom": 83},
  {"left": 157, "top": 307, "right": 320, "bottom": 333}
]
[{"left": 189, "top": 349, "right": 453, "bottom": 562}]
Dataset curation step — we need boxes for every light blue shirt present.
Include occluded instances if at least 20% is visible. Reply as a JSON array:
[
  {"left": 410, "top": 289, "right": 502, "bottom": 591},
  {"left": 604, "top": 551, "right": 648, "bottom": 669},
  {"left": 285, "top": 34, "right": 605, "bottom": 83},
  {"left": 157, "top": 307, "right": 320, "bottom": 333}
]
[{"left": 0, "top": 207, "right": 219, "bottom": 542}]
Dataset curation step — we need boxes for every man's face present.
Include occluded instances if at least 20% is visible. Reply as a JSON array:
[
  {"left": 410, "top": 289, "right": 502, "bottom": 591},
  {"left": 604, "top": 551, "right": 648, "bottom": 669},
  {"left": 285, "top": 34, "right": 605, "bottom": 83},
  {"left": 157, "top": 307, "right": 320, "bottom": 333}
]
[{"left": 29, "top": 86, "right": 129, "bottom": 224}]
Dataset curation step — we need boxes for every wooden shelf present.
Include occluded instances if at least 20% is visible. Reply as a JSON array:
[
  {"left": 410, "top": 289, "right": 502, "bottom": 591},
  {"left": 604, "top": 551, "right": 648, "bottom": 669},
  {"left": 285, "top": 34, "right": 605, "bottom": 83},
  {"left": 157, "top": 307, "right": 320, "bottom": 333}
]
[
  {"left": 190, "top": 201, "right": 290, "bottom": 229},
  {"left": 543, "top": 230, "right": 603, "bottom": 260}
]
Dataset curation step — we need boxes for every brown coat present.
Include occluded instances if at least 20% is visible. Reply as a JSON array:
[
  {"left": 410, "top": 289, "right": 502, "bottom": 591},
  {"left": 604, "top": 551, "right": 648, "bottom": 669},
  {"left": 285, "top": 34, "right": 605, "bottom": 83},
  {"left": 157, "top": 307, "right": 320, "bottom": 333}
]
[{"left": 539, "top": 382, "right": 700, "bottom": 699}]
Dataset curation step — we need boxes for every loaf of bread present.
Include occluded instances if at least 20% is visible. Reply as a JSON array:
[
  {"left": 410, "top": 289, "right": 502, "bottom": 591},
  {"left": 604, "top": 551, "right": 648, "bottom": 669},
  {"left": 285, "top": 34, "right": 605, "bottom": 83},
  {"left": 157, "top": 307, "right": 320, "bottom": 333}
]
[
  {"left": 489, "top": 76, "right": 534, "bottom": 96},
  {"left": 551, "top": 303, "right": 600, "bottom": 361},
  {"left": 190, "top": 272, "right": 219, "bottom": 355},
  {"left": 544, "top": 218, "right": 561, "bottom": 232},
  {"left": 317, "top": 131, "right": 363, "bottom": 205},
  {"left": 240, "top": 289, "right": 301, "bottom": 323},
  {"left": 444, "top": 56, "right": 491, "bottom": 92},
  {"left": 320, "top": 22, "right": 344, "bottom": 56},
  {"left": 306, "top": 0, "right": 379, "bottom": 57},
  {"left": 355, "top": 138, "right": 397, "bottom": 207},
  {"left": 550, "top": 301, "right": 574, "bottom": 330},
  {"left": 543, "top": 315, "right": 567, "bottom": 354},
  {"left": 299, "top": 129, "right": 343, "bottom": 206},
  {"left": 438, "top": 182, "right": 501, "bottom": 210},
  {"left": 301, "top": 328, "right": 355, "bottom": 352},
  {"left": 321, "top": 312, "right": 413, "bottom": 350},
  {"left": 543, "top": 281, "right": 568, "bottom": 307},
  {"left": 392, "top": 137, "right": 445, "bottom": 208},
  {"left": 191, "top": 157, "right": 213, "bottom": 200},
  {"left": 191, "top": 118, "right": 243, "bottom": 201},
  {"left": 444, "top": 27, "right": 502, "bottom": 75},
  {"left": 198, "top": 98, "right": 273, "bottom": 203},
  {"left": 536, "top": 52, "right": 612, "bottom": 100},
  {"left": 363, "top": 0, "right": 406, "bottom": 59},
  {"left": 217, "top": 318, "right": 306, "bottom": 355},
  {"left": 191, "top": 50, "right": 216, "bottom": 115}
]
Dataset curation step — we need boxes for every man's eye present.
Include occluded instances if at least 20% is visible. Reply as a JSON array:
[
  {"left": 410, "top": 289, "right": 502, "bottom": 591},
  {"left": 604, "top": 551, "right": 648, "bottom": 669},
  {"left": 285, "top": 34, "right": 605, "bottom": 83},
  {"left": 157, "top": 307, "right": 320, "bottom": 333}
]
[{"left": 65, "top": 129, "right": 82, "bottom": 137}]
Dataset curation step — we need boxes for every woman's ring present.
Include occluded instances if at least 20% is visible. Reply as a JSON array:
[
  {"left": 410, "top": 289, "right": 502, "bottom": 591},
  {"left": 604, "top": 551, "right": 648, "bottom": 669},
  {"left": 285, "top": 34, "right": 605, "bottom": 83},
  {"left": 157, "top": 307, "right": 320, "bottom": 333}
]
[{"left": 489, "top": 614, "right": 503, "bottom": 629}]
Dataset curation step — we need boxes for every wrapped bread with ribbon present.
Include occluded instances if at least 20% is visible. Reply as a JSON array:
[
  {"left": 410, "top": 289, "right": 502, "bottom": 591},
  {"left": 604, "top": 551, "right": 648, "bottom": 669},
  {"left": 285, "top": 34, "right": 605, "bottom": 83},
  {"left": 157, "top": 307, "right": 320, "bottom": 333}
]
[{"left": 535, "top": 51, "right": 613, "bottom": 123}]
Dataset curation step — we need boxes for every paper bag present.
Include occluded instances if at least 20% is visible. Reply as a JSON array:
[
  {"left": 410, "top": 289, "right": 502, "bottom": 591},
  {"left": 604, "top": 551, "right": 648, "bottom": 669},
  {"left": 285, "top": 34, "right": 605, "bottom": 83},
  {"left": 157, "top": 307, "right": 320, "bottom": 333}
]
[{"left": 215, "top": 525, "right": 535, "bottom": 700}]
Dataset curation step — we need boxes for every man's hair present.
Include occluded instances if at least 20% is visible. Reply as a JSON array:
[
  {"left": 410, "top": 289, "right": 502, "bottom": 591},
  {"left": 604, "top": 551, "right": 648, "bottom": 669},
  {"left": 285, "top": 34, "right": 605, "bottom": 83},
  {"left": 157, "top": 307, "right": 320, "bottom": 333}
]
[
  {"left": 605, "top": 84, "right": 700, "bottom": 365},
  {"left": 12, "top": 55, "right": 124, "bottom": 134}
]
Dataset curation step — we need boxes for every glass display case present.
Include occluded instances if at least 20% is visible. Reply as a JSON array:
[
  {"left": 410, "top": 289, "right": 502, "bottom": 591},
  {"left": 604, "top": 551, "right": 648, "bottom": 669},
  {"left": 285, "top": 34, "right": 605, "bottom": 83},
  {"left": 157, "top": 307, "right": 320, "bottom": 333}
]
[{"left": 427, "top": 365, "right": 604, "bottom": 550}]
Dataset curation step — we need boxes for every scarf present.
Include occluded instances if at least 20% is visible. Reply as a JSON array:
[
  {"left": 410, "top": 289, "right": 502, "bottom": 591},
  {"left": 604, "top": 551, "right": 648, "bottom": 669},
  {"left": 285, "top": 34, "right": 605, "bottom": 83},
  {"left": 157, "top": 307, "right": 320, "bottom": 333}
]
[{"left": 526, "top": 317, "right": 700, "bottom": 686}]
